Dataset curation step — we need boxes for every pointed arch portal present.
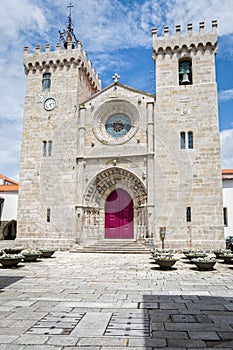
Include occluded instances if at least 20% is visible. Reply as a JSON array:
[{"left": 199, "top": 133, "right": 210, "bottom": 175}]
[{"left": 105, "top": 189, "right": 133, "bottom": 239}]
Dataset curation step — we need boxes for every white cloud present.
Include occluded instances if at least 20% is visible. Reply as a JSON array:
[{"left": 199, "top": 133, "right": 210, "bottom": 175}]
[
  {"left": 164, "top": 0, "right": 233, "bottom": 36},
  {"left": 220, "top": 129, "right": 233, "bottom": 169},
  {"left": 0, "top": 0, "right": 47, "bottom": 47},
  {"left": 0, "top": 119, "right": 22, "bottom": 181},
  {"left": 219, "top": 89, "right": 233, "bottom": 102}
]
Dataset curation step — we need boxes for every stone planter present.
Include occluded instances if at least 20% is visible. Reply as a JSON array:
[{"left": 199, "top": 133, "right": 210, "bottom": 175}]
[
  {"left": 192, "top": 258, "right": 217, "bottom": 270},
  {"left": 155, "top": 258, "right": 178, "bottom": 269},
  {"left": 213, "top": 249, "right": 231, "bottom": 259},
  {"left": 221, "top": 254, "right": 233, "bottom": 264},
  {"left": 40, "top": 249, "right": 55, "bottom": 258},
  {"left": 4, "top": 247, "right": 24, "bottom": 254},
  {"left": 22, "top": 252, "right": 41, "bottom": 262},
  {"left": 0, "top": 257, "right": 22, "bottom": 268}
]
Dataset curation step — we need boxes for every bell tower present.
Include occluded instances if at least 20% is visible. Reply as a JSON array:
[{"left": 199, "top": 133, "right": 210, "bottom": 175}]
[
  {"left": 152, "top": 21, "right": 224, "bottom": 249},
  {"left": 17, "top": 5, "right": 101, "bottom": 249}
]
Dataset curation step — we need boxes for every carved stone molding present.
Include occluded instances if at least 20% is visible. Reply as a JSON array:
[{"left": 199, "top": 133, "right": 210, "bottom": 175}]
[{"left": 85, "top": 167, "right": 147, "bottom": 206}]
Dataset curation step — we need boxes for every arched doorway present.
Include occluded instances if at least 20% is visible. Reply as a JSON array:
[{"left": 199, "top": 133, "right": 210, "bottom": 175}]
[
  {"left": 3, "top": 220, "right": 17, "bottom": 240},
  {"left": 105, "top": 189, "right": 133, "bottom": 239}
]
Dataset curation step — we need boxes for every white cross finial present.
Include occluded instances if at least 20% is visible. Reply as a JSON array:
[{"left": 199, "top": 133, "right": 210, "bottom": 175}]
[{"left": 112, "top": 73, "right": 120, "bottom": 83}]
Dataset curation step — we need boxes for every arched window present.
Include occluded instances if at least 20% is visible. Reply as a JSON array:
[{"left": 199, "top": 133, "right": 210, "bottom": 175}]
[
  {"left": 47, "top": 208, "right": 51, "bottom": 222},
  {"left": 186, "top": 207, "right": 191, "bottom": 222},
  {"left": 48, "top": 140, "right": 52, "bottom": 156},
  {"left": 43, "top": 141, "right": 47, "bottom": 157},
  {"left": 180, "top": 132, "right": 186, "bottom": 149},
  {"left": 42, "top": 73, "right": 51, "bottom": 91},
  {"left": 188, "top": 131, "right": 193, "bottom": 149},
  {"left": 179, "top": 59, "right": 192, "bottom": 85}
]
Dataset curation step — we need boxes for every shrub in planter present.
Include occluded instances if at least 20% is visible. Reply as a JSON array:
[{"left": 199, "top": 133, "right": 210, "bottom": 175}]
[
  {"left": 39, "top": 249, "right": 56, "bottom": 258},
  {"left": 4, "top": 247, "right": 24, "bottom": 254},
  {"left": 151, "top": 249, "right": 173, "bottom": 257},
  {"left": 185, "top": 251, "right": 207, "bottom": 260},
  {"left": 22, "top": 250, "right": 41, "bottom": 262},
  {"left": 220, "top": 252, "right": 233, "bottom": 264},
  {"left": 0, "top": 254, "right": 23, "bottom": 268},
  {"left": 183, "top": 249, "right": 194, "bottom": 255},
  {"left": 192, "top": 257, "right": 217, "bottom": 270},
  {"left": 213, "top": 249, "right": 231, "bottom": 259},
  {"left": 154, "top": 255, "right": 178, "bottom": 269}
]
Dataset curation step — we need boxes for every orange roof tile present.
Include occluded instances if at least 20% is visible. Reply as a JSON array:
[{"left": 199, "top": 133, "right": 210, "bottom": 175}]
[
  {"left": 0, "top": 174, "right": 18, "bottom": 192},
  {"left": 222, "top": 169, "right": 233, "bottom": 174},
  {"left": 222, "top": 169, "right": 233, "bottom": 180}
]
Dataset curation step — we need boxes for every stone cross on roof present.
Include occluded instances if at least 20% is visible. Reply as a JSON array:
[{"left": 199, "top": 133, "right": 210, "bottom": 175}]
[{"left": 112, "top": 73, "right": 120, "bottom": 83}]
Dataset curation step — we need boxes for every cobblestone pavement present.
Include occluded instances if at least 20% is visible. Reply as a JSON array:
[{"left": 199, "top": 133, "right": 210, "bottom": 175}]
[{"left": 0, "top": 251, "right": 233, "bottom": 349}]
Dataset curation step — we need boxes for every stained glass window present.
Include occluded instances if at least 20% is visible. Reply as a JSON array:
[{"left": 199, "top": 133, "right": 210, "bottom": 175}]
[{"left": 105, "top": 114, "right": 131, "bottom": 138}]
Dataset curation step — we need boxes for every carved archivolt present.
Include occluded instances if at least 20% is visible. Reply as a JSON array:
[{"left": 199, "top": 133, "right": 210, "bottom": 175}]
[{"left": 84, "top": 167, "right": 147, "bottom": 207}]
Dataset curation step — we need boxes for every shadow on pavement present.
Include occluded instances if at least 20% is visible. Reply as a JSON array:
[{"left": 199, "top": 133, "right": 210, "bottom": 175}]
[
  {"left": 143, "top": 294, "right": 233, "bottom": 348},
  {"left": 0, "top": 276, "right": 24, "bottom": 291}
]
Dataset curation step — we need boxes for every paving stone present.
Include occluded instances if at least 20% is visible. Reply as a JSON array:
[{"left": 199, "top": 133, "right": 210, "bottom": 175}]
[
  {"left": 165, "top": 322, "right": 224, "bottom": 332},
  {"left": 138, "top": 302, "right": 158, "bottom": 309},
  {"left": 129, "top": 337, "right": 166, "bottom": 347},
  {"left": 77, "top": 337, "right": 127, "bottom": 346},
  {"left": 0, "top": 252, "right": 233, "bottom": 348},
  {"left": 0, "top": 345, "right": 24, "bottom": 350},
  {"left": 71, "top": 312, "right": 112, "bottom": 337},
  {"left": 188, "top": 331, "right": 220, "bottom": 340},
  {"left": 204, "top": 339, "right": 233, "bottom": 348},
  {"left": 151, "top": 330, "right": 189, "bottom": 339},
  {"left": 167, "top": 339, "right": 206, "bottom": 348},
  {"left": 62, "top": 347, "right": 100, "bottom": 350},
  {"left": 13, "top": 334, "right": 49, "bottom": 345},
  {"left": 217, "top": 332, "right": 233, "bottom": 340},
  {"left": 46, "top": 335, "right": 78, "bottom": 346},
  {"left": 171, "top": 314, "right": 196, "bottom": 322},
  {"left": 20, "top": 347, "right": 63, "bottom": 350},
  {"left": 0, "top": 336, "right": 18, "bottom": 344}
]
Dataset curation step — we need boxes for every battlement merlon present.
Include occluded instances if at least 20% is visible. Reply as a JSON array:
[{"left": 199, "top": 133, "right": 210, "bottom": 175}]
[
  {"left": 23, "top": 41, "right": 102, "bottom": 90},
  {"left": 152, "top": 20, "right": 218, "bottom": 57}
]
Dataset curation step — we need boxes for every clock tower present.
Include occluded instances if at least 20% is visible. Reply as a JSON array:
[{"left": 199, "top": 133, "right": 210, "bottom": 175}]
[{"left": 17, "top": 8, "right": 101, "bottom": 249}]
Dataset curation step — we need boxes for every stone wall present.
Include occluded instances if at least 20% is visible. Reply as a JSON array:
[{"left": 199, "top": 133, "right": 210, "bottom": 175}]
[
  {"left": 152, "top": 21, "right": 224, "bottom": 249},
  {"left": 17, "top": 42, "right": 101, "bottom": 249}
]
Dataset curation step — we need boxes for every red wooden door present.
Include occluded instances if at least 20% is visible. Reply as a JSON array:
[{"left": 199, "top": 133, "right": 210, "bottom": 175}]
[{"left": 105, "top": 189, "right": 133, "bottom": 239}]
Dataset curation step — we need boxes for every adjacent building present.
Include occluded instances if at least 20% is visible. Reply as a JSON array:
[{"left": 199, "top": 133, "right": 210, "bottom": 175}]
[
  {"left": 0, "top": 174, "right": 18, "bottom": 240},
  {"left": 222, "top": 169, "right": 233, "bottom": 238}
]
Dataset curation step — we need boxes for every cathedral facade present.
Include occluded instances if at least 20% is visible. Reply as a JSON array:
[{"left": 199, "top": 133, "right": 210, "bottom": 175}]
[{"left": 16, "top": 19, "right": 224, "bottom": 250}]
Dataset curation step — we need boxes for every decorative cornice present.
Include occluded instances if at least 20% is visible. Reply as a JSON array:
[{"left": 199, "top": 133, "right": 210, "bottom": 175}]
[
  {"left": 23, "top": 42, "right": 101, "bottom": 90},
  {"left": 152, "top": 21, "right": 218, "bottom": 58}
]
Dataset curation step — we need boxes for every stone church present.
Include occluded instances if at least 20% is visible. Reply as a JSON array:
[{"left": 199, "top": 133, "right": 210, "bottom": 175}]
[{"left": 16, "top": 13, "right": 224, "bottom": 251}]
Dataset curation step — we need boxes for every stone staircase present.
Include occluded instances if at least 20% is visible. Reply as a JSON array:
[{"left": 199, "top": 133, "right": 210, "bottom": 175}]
[{"left": 70, "top": 240, "right": 151, "bottom": 254}]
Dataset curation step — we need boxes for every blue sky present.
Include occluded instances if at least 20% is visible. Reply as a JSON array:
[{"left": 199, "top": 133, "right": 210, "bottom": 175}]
[{"left": 0, "top": 0, "right": 233, "bottom": 180}]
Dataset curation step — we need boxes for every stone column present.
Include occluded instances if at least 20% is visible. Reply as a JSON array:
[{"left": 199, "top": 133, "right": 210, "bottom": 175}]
[
  {"left": 75, "top": 106, "right": 86, "bottom": 243},
  {"left": 146, "top": 102, "right": 155, "bottom": 238}
]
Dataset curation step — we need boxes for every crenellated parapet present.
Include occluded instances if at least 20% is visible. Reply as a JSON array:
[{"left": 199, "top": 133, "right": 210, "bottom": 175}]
[
  {"left": 24, "top": 40, "right": 101, "bottom": 90},
  {"left": 152, "top": 20, "right": 218, "bottom": 59}
]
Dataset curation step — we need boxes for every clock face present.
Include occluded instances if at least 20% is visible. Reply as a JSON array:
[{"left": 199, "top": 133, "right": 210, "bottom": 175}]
[
  {"left": 105, "top": 114, "right": 131, "bottom": 138},
  {"left": 44, "top": 98, "right": 56, "bottom": 111}
]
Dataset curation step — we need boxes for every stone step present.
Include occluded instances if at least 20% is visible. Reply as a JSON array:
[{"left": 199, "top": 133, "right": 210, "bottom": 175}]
[{"left": 70, "top": 241, "right": 151, "bottom": 254}]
